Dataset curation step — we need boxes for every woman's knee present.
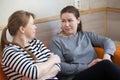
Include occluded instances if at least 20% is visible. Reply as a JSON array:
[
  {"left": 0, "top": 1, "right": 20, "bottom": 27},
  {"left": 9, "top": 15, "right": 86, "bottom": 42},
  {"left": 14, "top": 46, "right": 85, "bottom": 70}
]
[{"left": 99, "top": 60, "right": 112, "bottom": 65}]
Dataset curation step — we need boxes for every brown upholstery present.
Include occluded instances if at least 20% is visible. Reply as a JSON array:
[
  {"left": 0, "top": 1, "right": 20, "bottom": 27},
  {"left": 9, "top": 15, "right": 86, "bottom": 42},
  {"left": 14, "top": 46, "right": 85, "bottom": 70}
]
[
  {"left": 0, "top": 55, "right": 7, "bottom": 80},
  {"left": 95, "top": 46, "right": 120, "bottom": 67}
]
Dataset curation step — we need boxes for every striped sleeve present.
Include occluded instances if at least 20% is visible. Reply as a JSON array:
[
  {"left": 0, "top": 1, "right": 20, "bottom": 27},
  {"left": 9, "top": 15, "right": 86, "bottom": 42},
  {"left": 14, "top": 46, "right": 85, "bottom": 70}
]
[
  {"left": 2, "top": 47, "right": 40, "bottom": 79},
  {"left": 39, "top": 41, "right": 51, "bottom": 56}
]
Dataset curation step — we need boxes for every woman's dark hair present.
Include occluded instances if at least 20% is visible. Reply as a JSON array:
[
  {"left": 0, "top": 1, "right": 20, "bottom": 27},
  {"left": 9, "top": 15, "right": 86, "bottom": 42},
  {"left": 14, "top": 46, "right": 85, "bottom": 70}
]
[
  {"left": 1, "top": 10, "right": 37, "bottom": 60},
  {"left": 60, "top": 5, "right": 82, "bottom": 32}
]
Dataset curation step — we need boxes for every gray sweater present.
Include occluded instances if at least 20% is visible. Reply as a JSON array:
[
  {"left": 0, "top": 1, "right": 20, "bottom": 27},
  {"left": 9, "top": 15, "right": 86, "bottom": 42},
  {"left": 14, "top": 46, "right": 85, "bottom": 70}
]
[{"left": 49, "top": 32, "right": 116, "bottom": 80}]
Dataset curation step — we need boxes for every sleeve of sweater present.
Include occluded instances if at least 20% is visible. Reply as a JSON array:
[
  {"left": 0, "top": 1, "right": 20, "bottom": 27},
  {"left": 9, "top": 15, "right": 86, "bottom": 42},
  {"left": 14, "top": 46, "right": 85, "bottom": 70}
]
[
  {"left": 49, "top": 37, "right": 88, "bottom": 76},
  {"left": 2, "top": 47, "right": 39, "bottom": 79},
  {"left": 86, "top": 32, "right": 116, "bottom": 56}
]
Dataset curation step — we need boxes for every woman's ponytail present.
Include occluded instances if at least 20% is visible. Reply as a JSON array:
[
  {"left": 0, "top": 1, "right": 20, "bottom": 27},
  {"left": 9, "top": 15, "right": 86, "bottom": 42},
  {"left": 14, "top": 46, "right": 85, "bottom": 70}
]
[{"left": 1, "top": 27, "right": 10, "bottom": 51}]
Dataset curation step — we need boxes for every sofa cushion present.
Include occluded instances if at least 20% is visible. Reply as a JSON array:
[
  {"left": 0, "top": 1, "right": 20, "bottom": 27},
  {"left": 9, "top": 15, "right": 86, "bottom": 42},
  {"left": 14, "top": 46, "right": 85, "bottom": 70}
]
[{"left": 94, "top": 46, "right": 120, "bottom": 67}]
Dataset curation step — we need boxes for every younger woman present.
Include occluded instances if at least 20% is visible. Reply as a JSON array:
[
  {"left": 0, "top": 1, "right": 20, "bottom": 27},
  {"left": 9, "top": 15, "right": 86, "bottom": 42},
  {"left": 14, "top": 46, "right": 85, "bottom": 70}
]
[{"left": 1, "top": 10, "right": 61, "bottom": 80}]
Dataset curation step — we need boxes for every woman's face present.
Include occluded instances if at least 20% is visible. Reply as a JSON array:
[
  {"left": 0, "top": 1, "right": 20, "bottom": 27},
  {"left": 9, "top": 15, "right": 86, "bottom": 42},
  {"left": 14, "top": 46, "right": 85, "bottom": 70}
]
[
  {"left": 24, "top": 15, "right": 37, "bottom": 40},
  {"left": 61, "top": 12, "right": 80, "bottom": 36}
]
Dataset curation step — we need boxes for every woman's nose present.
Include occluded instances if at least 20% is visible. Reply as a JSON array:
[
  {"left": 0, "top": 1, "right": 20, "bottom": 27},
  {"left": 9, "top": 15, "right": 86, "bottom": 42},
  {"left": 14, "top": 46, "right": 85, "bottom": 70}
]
[{"left": 65, "top": 22, "right": 69, "bottom": 26}]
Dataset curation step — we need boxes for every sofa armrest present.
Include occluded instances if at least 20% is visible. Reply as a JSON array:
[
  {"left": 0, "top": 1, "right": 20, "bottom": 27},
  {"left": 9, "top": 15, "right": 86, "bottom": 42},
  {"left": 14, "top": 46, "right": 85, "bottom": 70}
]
[
  {"left": 94, "top": 46, "right": 120, "bottom": 67},
  {"left": 0, "top": 55, "right": 7, "bottom": 80},
  {"left": 0, "top": 64, "right": 7, "bottom": 80}
]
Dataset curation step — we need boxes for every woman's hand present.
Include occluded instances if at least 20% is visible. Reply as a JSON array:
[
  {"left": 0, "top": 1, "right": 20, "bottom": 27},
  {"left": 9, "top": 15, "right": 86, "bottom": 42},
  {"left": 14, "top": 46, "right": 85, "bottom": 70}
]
[
  {"left": 35, "top": 53, "right": 61, "bottom": 79},
  {"left": 88, "top": 58, "right": 102, "bottom": 67},
  {"left": 49, "top": 53, "right": 61, "bottom": 64},
  {"left": 103, "top": 54, "right": 112, "bottom": 62}
]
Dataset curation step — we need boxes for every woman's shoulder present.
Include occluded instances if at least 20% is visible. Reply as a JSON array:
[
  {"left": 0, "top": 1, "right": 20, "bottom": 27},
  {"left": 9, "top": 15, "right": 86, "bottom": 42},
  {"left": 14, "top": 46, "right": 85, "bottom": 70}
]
[
  {"left": 51, "top": 34, "right": 61, "bottom": 41},
  {"left": 4, "top": 44, "right": 20, "bottom": 51},
  {"left": 78, "top": 31, "right": 96, "bottom": 37},
  {"left": 2, "top": 44, "right": 21, "bottom": 57}
]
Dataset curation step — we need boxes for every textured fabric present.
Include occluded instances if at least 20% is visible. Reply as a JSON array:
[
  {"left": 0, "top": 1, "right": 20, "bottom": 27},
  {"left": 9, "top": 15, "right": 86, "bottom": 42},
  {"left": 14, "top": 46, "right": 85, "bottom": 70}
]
[
  {"left": 49, "top": 32, "right": 116, "bottom": 80},
  {"left": 2, "top": 39, "right": 58, "bottom": 80}
]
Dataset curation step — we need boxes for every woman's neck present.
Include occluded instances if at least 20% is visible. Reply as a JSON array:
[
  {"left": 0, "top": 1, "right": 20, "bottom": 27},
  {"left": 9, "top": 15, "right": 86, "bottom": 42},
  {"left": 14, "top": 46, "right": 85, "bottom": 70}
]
[
  {"left": 60, "top": 31, "right": 76, "bottom": 37},
  {"left": 12, "top": 35, "right": 30, "bottom": 47}
]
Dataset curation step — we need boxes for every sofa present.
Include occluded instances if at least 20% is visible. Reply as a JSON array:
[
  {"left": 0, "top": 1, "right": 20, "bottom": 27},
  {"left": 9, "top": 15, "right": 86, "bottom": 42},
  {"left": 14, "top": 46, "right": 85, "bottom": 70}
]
[
  {"left": 0, "top": 55, "right": 7, "bottom": 80},
  {"left": 0, "top": 46, "right": 120, "bottom": 80}
]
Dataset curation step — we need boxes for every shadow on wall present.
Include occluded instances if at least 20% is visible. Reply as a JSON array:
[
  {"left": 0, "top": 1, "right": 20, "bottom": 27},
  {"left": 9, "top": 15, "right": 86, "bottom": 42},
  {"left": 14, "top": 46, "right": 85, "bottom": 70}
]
[{"left": 36, "top": 20, "right": 61, "bottom": 45}]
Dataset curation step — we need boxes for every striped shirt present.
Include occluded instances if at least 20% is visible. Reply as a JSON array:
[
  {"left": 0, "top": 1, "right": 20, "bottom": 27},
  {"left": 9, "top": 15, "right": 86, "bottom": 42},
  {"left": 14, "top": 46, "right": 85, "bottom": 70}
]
[{"left": 2, "top": 39, "right": 58, "bottom": 80}]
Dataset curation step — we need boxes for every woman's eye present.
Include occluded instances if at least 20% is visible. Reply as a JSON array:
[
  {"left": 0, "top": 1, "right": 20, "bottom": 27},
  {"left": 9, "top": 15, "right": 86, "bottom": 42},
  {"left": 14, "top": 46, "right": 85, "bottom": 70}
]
[
  {"left": 68, "top": 20, "right": 73, "bottom": 22},
  {"left": 61, "top": 20, "right": 65, "bottom": 22}
]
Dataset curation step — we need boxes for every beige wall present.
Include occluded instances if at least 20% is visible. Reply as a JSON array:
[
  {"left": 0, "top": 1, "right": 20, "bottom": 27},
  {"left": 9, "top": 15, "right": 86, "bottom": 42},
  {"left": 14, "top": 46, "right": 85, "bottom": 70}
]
[
  {"left": 107, "top": 0, "right": 120, "bottom": 8},
  {"left": 77, "top": 0, "right": 120, "bottom": 10},
  {"left": 2, "top": 0, "right": 120, "bottom": 26},
  {"left": 107, "top": 12, "right": 120, "bottom": 41},
  {"left": 0, "top": 0, "right": 74, "bottom": 25},
  {"left": 78, "top": 0, "right": 107, "bottom": 10},
  {"left": 1, "top": 0, "right": 120, "bottom": 25},
  {"left": 0, "top": 0, "right": 74, "bottom": 43}
]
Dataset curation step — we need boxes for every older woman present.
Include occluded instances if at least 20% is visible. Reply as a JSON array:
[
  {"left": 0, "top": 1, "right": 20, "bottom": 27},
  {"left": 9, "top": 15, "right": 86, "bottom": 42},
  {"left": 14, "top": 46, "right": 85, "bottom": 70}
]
[{"left": 49, "top": 5, "right": 120, "bottom": 80}]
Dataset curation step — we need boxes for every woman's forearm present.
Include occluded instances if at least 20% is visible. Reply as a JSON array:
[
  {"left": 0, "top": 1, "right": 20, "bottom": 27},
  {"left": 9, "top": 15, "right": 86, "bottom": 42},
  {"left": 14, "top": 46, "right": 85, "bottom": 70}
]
[
  {"left": 22, "top": 63, "right": 59, "bottom": 80},
  {"left": 37, "top": 54, "right": 60, "bottom": 78},
  {"left": 37, "top": 59, "right": 56, "bottom": 78},
  {"left": 40, "top": 65, "right": 59, "bottom": 79}
]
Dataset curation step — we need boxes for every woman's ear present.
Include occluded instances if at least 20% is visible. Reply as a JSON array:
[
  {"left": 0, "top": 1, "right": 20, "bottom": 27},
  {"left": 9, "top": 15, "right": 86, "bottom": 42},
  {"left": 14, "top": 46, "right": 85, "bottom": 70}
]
[{"left": 19, "top": 26, "right": 25, "bottom": 34}]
